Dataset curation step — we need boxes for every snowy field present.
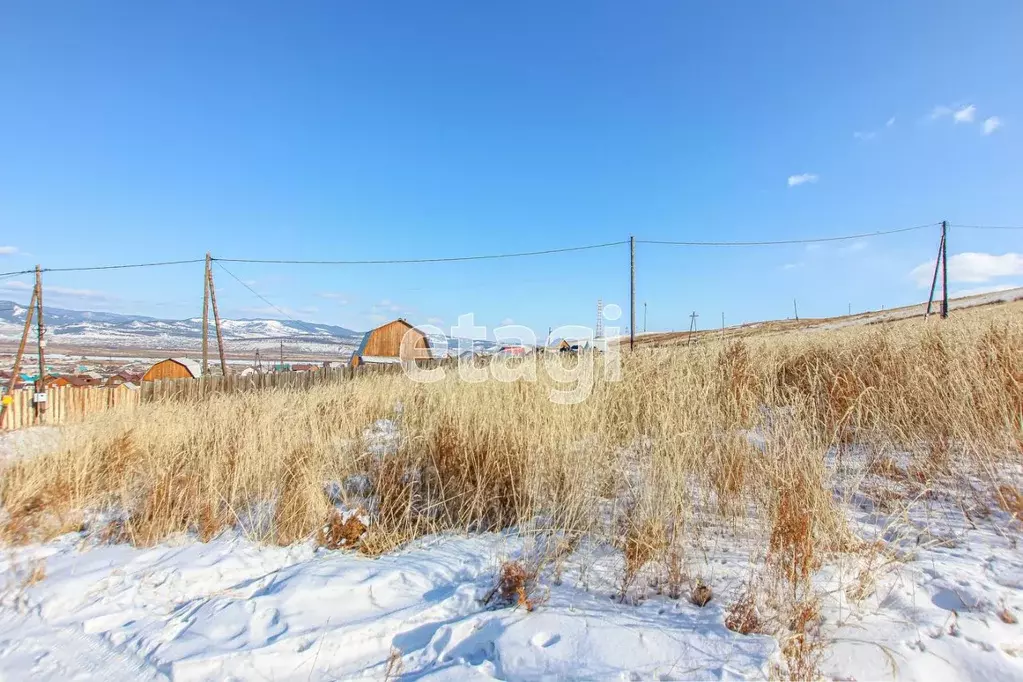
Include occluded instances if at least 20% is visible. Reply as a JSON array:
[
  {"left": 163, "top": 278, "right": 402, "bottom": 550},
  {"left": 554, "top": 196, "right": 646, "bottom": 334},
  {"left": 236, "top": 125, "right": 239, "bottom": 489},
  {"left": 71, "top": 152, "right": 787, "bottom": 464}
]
[{"left": 1, "top": 438, "right": 1020, "bottom": 681}]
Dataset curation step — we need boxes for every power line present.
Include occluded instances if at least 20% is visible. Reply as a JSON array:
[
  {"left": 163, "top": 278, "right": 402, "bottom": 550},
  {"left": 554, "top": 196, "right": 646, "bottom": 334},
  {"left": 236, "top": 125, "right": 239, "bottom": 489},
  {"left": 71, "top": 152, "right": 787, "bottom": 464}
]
[
  {"left": 0, "top": 258, "right": 204, "bottom": 279},
  {"left": 213, "top": 240, "right": 629, "bottom": 265},
  {"left": 45, "top": 258, "right": 206, "bottom": 273},
  {"left": 214, "top": 261, "right": 298, "bottom": 322},
  {"left": 637, "top": 223, "right": 937, "bottom": 247},
  {"left": 0, "top": 220, "right": 1011, "bottom": 278}
]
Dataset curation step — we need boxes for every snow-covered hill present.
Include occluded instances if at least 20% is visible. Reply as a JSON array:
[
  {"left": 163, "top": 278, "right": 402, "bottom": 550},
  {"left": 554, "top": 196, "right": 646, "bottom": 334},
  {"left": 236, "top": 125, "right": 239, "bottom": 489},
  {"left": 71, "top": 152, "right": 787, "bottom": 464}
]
[{"left": 0, "top": 300, "right": 363, "bottom": 353}]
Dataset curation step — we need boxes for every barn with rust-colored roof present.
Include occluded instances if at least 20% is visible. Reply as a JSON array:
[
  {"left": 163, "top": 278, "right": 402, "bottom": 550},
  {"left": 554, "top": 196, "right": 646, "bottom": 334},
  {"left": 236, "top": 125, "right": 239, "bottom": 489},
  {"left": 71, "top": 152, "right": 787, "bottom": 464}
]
[
  {"left": 142, "top": 358, "right": 203, "bottom": 381},
  {"left": 350, "top": 319, "right": 432, "bottom": 368}
]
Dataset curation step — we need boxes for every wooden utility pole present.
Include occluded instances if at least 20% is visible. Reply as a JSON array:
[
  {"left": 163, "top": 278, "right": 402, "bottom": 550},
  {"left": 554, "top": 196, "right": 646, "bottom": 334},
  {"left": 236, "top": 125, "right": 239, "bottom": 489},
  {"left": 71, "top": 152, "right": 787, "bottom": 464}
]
[
  {"left": 207, "top": 260, "right": 228, "bottom": 375},
  {"left": 940, "top": 220, "right": 949, "bottom": 319},
  {"left": 643, "top": 302, "right": 647, "bottom": 333},
  {"left": 280, "top": 340, "right": 284, "bottom": 370},
  {"left": 687, "top": 311, "right": 699, "bottom": 347},
  {"left": 202, "top": 253, "right": 211, "bottom": 376},
  {"left": 925, "top": 224, "right": 946, "bottom": 319},
  {"left": 0, "top": 286, "right": 37, "bottom": 428},
  {"left": 34, "top": 266, "right": 47, "bottom": 423},
  {"left": 793, "top": 299, "right": 799, "bottom": 321},
  {"left": 629, "top": 236, "right": 636, "bottom": 351}
]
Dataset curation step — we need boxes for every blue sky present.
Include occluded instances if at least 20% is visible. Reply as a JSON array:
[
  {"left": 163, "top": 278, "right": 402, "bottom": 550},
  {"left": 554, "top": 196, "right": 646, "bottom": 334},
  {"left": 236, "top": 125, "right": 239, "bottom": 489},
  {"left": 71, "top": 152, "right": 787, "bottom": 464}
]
[{"left": 1, "top": 1, "right": 1021, "bottom": 334}]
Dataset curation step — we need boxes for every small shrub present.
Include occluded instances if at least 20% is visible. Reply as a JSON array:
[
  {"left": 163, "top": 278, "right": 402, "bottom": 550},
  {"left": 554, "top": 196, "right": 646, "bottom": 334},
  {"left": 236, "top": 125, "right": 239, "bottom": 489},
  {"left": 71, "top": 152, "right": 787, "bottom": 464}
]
[
  {"left": 665, "top": 550, "right": 685, "bottom": 600},
  {"left": 484, "top": 561, "right": 541, "bottom": 612},
  {"left": 318, "top": 509, "right": 368, "bottom": 549},
  {"left": 690, "top": 582, "right": 713, "bottom": 607},
  {"left": 782, "top": 597, "right": 824, "bottom": 681},
  {"left": 769, "top": 483, "right": 821, "bottom": 586},
  {"left": 620, "top": 517, "right": 667, "bottom": 601},
  {"left": 725, "top": 591, "right": 762, "bottom": 635},
  {"left": 996, "top": 485, "right": 1023, "bottom": 521}
]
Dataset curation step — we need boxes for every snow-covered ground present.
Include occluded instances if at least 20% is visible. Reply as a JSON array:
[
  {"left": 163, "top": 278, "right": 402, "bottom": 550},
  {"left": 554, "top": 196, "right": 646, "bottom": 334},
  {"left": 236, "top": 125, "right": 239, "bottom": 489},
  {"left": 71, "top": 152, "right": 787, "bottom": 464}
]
[
  {"left": 1, "top": 486, "right": 1020, "bottom": 679},
  {"left": 1, "top": 418, "right": 1021, "bottom": 680},
  {"left": 0, "top": 532, "right": 780, "bottom": 681}
]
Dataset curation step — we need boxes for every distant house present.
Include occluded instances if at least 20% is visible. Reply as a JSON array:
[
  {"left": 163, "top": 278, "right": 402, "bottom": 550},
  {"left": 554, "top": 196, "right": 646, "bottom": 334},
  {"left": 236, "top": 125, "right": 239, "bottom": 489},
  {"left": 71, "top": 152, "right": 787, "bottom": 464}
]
[
  {"left": 47, "top": 375, "right": 102, "bottom": 388},
  {"left": 107, "top": 372, "right": 143, "bottom": 387},
  {"left": 495, "top": 345, "right": 530, "bottom": 357},
  {"left": 142, "top": 358, "right": 203, "bottom": 382},
  {"left": 291, "top": 364, "right": 316, "bottom": 372},
  {"left": 350, "top": 319, "right": 432, "bottom": 368}
]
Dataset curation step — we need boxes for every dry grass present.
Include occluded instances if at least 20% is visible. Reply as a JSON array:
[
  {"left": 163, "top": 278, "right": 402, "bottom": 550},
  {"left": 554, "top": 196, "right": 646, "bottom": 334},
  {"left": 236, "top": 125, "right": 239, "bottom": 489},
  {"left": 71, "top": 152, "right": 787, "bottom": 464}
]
[
  {"left": 2, "top": 304, "right": 1023, "bottom": 675},
  {"left": 484, "top": 560, "right": 542, "bottom": 612},
  {"left": 725, "top": 590, "right": 763, "bottom": 635}
]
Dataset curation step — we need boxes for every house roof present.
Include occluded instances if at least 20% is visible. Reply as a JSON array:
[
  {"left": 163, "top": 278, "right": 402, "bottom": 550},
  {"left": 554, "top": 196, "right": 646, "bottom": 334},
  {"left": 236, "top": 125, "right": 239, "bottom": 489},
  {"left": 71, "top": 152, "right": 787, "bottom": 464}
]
[
  {"left": 168, "top": 357, "right": 203, "bottom": 378},
  {"left": 354, "top": 318, "right": 432, "bottom": 359}
]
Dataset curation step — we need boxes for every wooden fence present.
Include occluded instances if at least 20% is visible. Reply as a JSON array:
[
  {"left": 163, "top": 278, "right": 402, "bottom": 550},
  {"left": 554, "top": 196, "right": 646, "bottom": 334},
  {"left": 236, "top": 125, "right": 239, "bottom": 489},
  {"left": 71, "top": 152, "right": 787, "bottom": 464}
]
[
  {"left": 1, "top": 384, "right": 141, "bottom": 431},
  {"left": 2, "top": 361, "right": 456, "bottom": 430}
]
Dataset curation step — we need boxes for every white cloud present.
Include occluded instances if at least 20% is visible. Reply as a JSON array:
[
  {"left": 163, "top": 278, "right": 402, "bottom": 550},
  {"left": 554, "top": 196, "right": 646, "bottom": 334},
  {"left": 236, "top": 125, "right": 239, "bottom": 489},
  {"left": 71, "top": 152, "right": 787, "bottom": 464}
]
[
  {"left": 930, "top": 105, "right": 954, "bottom": 120},
  {"left": 782, "top": 262, "right": 802, "bottom": 270},
  {"left": 0, "top": 246, "right": 17, "bottom": 255},
  {"left": 50, "top": 286, "right": 110, "bottom": 299},
  {"left": 886, "top": 117, "right": 896, "bottom": 127},
  {"left": 0, "top": 280, "right": 111, "bottom": 299},
  {"left": 787, "top": 173, "right": 818, "bottom": 187},
  {"left": 426, "top": 316, "right": 444, "bottom": 325},
  {"left": 372, "top": 299, "right": 402, "bottom": 313},
  {"left": 853, "top": 131, "right": 877, "bottom": 141},
  {"left": 953, "top": 104, "right": 976, "bottom": 124},
  {"left": 983, "top": 116, "right": 1002, "bottom": 135},
  {"left": 845, "top": 240, "right": 868, "bottom": 252},
  {"left": 499, "top": 317, "right": 515, "bottom": 326},
  {"left": 910, "top": 252, "right": 1023, "bottom": 288},
  {"left": 317, "top": 291, "right": 350, "bottom": 304}
]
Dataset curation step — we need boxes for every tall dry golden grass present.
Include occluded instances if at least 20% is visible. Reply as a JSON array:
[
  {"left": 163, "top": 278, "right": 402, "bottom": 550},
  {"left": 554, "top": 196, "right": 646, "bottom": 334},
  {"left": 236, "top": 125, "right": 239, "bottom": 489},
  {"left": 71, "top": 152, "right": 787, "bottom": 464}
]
[
  {"left": 3, "top": 303, "right": 1023, "bottom": 676},
  {"left": 2, "top": 306, "right": 1021, "bottom": 552}
]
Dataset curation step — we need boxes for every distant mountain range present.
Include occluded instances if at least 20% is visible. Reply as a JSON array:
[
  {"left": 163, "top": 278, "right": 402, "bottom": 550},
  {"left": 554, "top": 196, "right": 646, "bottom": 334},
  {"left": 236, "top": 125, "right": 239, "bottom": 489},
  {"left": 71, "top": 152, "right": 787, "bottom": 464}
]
[{"left": 0, "top": 300, "right": 363, "bottom": 353}]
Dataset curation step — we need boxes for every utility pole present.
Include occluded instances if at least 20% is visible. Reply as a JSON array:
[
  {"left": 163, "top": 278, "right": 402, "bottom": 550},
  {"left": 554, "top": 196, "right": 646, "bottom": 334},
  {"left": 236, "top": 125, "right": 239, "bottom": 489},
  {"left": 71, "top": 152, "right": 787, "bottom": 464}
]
[
  {"left": 848, "top": 303, "right": 851, "bottom": 316},
  {"left": 721, "top": 312, "right": 725, "bottom": 330},
  {"left": 34, "top": 266, "right": 46, "bottom": 423},
  {"left": 940, "top": 220, "right": 949, "bottom": 319},
  {"left": 687, "top": 311, "right": 699, "bottom": 347},
  {"left": 643, "top": 302, "right": 647, "bottom": 333},
  {"left": 202, "top": 253, "right": 211, "bottom": 376},
  {"left": 793, "top": 299, "right": 799, "bottom": 321},
  {"left": 280, "top": 340, "right": 284, "bottom": 371},
  {"left": 1, "top": 285, "right": 37, "bottom": 429},
  {"left": 925, "top": 223, "right": 946, "bottom": 320},
  {"left": 629, "top": 235, "right": 636, "bottom": 352},
  {"left": 207, "top": 258, "right": 228, "bottom": 375}
]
